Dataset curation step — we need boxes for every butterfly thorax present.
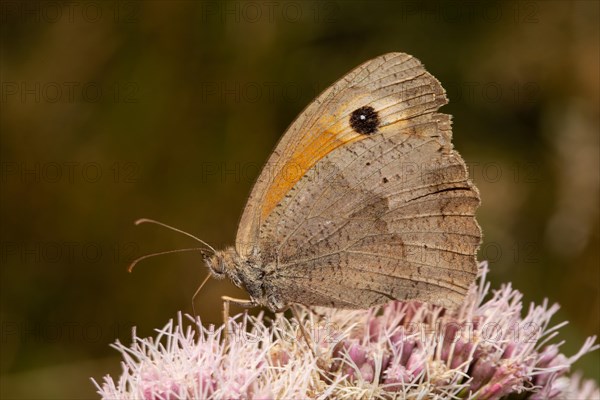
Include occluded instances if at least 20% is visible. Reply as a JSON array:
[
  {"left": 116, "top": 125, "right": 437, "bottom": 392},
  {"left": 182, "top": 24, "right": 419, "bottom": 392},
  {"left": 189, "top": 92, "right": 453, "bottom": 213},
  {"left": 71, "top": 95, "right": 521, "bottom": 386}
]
[{"left": 206, "top": 247, "right": 285, "bottom": 312}]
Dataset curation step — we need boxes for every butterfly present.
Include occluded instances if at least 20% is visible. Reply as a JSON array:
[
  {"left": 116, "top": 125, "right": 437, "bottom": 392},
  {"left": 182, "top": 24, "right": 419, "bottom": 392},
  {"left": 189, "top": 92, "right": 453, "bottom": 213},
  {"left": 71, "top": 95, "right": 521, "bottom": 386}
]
[{"left": 135, "top": 52, "right": 481, "bottom": 313}]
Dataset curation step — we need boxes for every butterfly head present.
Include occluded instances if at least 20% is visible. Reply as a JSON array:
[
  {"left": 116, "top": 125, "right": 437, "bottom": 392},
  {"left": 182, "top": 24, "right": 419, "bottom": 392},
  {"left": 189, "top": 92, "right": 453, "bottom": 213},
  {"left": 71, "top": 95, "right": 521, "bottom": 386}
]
[
  {"left": 203, "top": 251, "right": 226, "bottom": 278},
  {"left": 203, "top": 247, "right": 240, "bottom": 282}
]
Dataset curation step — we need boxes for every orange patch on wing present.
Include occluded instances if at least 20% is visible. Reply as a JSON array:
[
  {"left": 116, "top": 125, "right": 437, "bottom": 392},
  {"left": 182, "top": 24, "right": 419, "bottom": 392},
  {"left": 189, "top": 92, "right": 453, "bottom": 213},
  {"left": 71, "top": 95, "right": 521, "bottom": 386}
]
[{"left": 261, "top": 121, "right": 364, "bottom": 221}]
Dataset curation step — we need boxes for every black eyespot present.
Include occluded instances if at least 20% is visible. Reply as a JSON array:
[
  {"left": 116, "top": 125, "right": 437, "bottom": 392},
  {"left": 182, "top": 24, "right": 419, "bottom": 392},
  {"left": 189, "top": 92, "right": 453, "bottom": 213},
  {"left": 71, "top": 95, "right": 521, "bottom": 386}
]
[{"left": 349, "top": 106, "right": 380, "bottom": 135}]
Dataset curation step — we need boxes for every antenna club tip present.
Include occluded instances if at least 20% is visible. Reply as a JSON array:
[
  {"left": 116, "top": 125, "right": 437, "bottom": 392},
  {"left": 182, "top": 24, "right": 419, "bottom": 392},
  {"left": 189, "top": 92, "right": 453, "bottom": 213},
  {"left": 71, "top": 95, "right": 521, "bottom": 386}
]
[{"left": 134, "top": 218, "right": 148, "bottom": 226}]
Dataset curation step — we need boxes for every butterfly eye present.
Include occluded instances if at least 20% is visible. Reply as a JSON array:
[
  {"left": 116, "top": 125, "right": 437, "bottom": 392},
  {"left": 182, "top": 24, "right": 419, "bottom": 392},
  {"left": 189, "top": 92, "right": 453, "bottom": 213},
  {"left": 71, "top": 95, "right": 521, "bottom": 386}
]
[
  {"left": 203, "top": 253, "right": 225, "bottom": 277},
  {"left": 349, "top": 105, "right": 380, "bottom": 135}
]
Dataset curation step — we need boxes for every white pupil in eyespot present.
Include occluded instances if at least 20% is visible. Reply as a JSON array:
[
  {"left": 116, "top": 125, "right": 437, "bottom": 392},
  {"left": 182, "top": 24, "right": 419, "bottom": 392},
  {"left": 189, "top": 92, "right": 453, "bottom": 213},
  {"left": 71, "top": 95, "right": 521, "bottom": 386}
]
[{"left": 360, "top": 115, "right": 366, "bottom": 120}]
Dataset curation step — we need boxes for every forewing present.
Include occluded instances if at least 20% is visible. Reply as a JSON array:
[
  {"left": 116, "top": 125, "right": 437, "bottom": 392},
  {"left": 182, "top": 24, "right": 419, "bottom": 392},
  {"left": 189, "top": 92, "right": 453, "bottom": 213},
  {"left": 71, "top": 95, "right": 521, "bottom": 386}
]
[
  {"left": 235, "top": 53, "right": 450, "bottom": 257},
  {"left": 243, "top": 53, "right": 481, "bottom": 309}
]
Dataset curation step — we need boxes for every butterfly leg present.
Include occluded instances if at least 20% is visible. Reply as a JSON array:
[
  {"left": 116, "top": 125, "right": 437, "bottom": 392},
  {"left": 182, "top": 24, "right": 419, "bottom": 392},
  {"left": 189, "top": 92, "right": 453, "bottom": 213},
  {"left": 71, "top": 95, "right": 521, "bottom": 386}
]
[
  {"left": 290, "top": 305, "right": 319, "bottom": 358},
  {"left": 221, "top": 295, "right": 255, "bottom": 342}
]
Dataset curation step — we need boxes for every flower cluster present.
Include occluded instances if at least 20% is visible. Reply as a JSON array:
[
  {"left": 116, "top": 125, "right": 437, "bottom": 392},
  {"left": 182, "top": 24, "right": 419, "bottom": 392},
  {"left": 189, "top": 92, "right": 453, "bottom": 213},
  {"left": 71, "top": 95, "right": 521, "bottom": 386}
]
[{"left": 93, "top": 263, "right": 599, "bottom": 399}]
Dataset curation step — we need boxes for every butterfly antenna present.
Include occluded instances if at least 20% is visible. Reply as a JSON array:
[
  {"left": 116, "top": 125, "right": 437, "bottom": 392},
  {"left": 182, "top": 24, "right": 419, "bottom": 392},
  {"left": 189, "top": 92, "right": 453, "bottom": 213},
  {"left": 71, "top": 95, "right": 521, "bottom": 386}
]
[
  {"left": 128, "top": 247, "right": 210, "bottom": 273},
  {"left": 135, "top": 218, "right": 217, "bottom": 254}
]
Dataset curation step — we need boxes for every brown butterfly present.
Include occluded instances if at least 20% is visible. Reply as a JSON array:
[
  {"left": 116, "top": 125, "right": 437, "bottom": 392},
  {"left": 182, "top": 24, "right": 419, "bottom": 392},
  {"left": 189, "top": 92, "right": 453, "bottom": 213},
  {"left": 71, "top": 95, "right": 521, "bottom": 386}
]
[{"left": 135, "top": 52, "right": 481, "bottom": 313}]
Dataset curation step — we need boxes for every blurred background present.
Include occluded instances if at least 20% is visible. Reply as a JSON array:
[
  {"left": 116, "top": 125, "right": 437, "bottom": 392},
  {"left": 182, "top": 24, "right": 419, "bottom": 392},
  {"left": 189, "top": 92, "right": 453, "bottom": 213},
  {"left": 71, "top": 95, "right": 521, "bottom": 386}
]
[{"left": 1, "top": 1, "right": 598, "bottom": 398}]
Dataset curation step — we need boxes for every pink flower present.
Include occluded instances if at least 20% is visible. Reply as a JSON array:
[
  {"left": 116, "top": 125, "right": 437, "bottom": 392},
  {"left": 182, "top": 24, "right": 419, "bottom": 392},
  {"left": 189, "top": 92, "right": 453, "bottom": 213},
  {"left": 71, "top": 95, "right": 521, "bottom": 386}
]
[{"left": 93, "top": 263, "right": 599, "bottom": 399}]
